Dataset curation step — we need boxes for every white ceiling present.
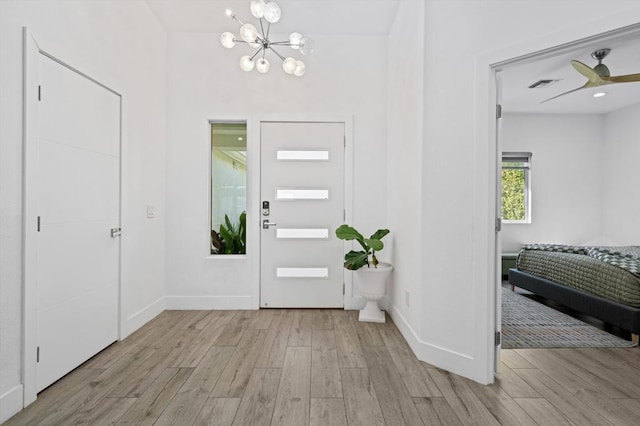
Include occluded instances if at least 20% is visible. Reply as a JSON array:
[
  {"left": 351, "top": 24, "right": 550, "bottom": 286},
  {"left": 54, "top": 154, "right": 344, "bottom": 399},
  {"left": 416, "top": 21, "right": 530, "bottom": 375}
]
[
  {"left": 145, "top": 0, "right": 401, "bottom": 36},
  {"left": 145, "top": 0, "right": 640, "bottom": 115},
  {"left": 501, "top": 33, "right": 640, "bottom": 115}
]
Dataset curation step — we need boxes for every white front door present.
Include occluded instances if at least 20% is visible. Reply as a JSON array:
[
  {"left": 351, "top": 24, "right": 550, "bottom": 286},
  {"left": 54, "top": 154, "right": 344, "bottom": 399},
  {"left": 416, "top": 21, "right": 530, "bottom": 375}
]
[
  {"left": 35, "top": 54, "right": 121, "bottom": 391},
  {"left": 260, "top": 122, "right": 345, "bottom": 308}
]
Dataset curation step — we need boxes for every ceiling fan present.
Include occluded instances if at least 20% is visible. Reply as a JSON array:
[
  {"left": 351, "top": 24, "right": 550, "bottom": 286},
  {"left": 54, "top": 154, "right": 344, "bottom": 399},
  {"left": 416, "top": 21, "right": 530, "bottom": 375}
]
[{"left": 542, "top": 48, "right": 640, "bottom": 103}]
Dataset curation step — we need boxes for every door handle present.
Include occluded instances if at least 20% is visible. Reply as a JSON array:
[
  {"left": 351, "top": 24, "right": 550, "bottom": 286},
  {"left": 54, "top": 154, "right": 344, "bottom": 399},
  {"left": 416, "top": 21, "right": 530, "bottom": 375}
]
[
  {"left": 110, "top": 227, "right": 122, "bottom": 237},
  {"left": 262, "top": 220, "right": 277, "bottom": 229}
]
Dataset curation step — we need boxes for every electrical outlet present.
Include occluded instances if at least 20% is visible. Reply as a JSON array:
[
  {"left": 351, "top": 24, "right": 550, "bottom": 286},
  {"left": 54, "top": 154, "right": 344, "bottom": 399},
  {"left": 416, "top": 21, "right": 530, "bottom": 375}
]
[{"left": 405, "top": 290, "right": 410, "bottom": 307}]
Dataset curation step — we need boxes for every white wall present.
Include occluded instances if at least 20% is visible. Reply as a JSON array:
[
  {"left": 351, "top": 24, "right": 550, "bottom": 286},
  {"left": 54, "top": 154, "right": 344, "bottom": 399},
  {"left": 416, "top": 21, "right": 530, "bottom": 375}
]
[
  {"left": 501, "top": 114, "right": 604, "bottom": 252},
  {"left": 165, "top": 33, "right": 388, "bottom": 308},
  {"left": 413, "top": 1, "right": 640, "bottom": 382},
  {"left": 0, "top": 1, "right": 167, "bottom": 421},
  {"left": 602, "top": 103, "right": 640, "bottom": 243},
  {"left": 386, "top": 0, "right": 425, "bottom": 338}
]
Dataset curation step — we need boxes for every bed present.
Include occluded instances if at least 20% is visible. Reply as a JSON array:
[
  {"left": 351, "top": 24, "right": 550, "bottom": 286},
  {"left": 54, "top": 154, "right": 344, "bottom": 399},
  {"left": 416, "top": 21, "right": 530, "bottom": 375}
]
[{"left": 508, "top": 244, "right": 640, "bottom": 344}]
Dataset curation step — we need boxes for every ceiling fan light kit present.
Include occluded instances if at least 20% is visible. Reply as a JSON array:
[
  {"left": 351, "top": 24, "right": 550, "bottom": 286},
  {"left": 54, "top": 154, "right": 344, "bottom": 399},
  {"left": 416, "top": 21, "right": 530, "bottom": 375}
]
[
  {"left": 220, "top": 0, "right": 314, "bottom": 76},
  {"left": 542, "top": 48, "right": 640, "bottom": 103}
]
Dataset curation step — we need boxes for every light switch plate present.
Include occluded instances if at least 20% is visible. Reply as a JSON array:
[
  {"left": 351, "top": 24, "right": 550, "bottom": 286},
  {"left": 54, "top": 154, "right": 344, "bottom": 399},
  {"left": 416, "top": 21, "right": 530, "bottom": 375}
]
[{"left": 146, "top": 205, "right": 155, "bottom": 219}]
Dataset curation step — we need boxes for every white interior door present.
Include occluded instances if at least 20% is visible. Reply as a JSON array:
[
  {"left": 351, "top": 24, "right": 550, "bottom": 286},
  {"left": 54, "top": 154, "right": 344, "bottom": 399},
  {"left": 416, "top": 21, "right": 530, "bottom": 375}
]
[
  {"left": 35, "top": 53, "right": 121, "bottom": 391},
  {"left": 260, "top": 122, "right": 345, "bottom": 308}
]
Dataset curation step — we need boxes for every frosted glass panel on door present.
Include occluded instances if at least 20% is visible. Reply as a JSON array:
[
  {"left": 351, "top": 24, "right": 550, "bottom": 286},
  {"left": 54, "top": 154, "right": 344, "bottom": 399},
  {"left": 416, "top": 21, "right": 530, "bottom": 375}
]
[
  {"left": 277, "top": 150, "right": 329, "bottom": 161},
  {"left": 277, "top": 228, "right": 329, "bottom": 239},
  {"left": 276, "top": 267, "right": 329, "bottom": 278},
  {"left": 276, "top": 189, "right": 329, "bottom": 200}
]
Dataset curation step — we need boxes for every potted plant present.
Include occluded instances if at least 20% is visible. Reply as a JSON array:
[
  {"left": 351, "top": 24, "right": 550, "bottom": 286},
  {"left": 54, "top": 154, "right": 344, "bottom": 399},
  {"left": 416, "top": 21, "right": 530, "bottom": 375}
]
[
  {"left": 335, "top": 224, "right": 392, "bottom": 323},
  {"left": 211, "top": 211, "right": 246, "bottom": 254}
]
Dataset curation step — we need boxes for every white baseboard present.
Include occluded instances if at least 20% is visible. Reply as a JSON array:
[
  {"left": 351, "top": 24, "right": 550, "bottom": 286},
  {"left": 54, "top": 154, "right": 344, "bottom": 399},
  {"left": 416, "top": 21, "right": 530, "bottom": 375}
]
[
  {"left": 387, "top": 304, "right": 487, "bottom": 384},
  {"left": 165, "top": 295, "right": 254, "bottom": 310},
  {"left": 122, "top": 296, "right": 166, "bottom": 338},
  {"left": 0, "top": 384, "right": 23, "bottom": 424}
]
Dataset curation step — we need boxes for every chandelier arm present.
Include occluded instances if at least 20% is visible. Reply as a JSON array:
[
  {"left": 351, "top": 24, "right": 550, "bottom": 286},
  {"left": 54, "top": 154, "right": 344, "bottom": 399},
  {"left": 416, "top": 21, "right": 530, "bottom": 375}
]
[
  {"left": 268, "top": 46, "right": 286, "bottom": 62},
  {"left": 266, "top": 22, "right": 271, "bottom": 40},
  {"left": 250, "top": 48, "right": 264, "bottom": 61},
  {"left": 259, "top": 18, "right": 266, "bottom": 39},
  {"left": 269, "top": 41, "right": 295, "bottom": 46}
]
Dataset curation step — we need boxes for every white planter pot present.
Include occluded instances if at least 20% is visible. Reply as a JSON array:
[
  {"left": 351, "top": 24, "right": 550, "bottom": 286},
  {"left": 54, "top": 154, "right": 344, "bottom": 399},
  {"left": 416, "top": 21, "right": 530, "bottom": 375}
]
[{"left": 355, "top": 262, "right": 393, "bottom": 323}]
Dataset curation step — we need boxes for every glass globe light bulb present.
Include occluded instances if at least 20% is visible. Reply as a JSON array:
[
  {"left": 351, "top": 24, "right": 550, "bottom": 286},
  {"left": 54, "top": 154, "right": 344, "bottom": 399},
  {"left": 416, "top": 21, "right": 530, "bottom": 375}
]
[
  {"left": 220, "top": 32, "right": 236, "bottom": 49},
  {"left": 240, "top": 23, "right": 258, "bottom": 43},
  {"left": 256, "top": 58, "right": 270, "bottom": 73},
  {"left": 293, "top": 60, "right": 306, "bottom": 77},
  {"left": 240, "top": 56, "right": 255, "bottom": 72},
  {"left": 225, "top": 9, "right": 235, "bottom": 18},
  {"left": 263, "top": 2, "right": 281, "bottom": 23},
  {"left": 289, "top": 32, "right": 302, "bottom": 50},
  {"left": 282, "top": 57, "right": 297, "bottom": 74},
  {"left": 299, "top": 37, "right": 315, "bottom": 55},
  {"left": 250, "top": 0, "right": 266, "bottom": 18}
]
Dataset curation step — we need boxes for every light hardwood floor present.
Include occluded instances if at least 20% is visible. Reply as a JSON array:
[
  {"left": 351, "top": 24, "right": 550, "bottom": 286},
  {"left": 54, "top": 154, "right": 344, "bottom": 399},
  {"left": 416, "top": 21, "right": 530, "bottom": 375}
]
[{"left": 6, "top": 309, "right": 640, "bottom": 425}]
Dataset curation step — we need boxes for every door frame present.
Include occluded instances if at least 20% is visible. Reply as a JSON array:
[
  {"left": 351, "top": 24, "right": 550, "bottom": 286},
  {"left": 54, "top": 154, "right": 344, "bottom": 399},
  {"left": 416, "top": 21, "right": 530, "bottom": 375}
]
[
  {"left": 22, "top": 28, "right": 125, "bottom": 405},
  {"left": 475, "top": 17, "right": 640, "bottom": 383},
  {"left": 251, "top": 115, "right": 354, "bottom": 309}
]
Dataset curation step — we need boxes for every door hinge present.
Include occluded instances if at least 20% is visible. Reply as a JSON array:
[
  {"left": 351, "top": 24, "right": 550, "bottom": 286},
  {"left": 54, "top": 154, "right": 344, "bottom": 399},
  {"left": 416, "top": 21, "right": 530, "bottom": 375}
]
[
  {"left": 343, "top": 209, "right": 346, "bottom": 221},
  {"left": 37, "top": 216, "right": 41, "bottom": 232},
  {"left": 496, "top": 104, "right": 502, "bottom": 119},
  {"left": 495, "top": 218, "right": 502, "bottom": 232},
  {"left": 38, "top": 85, "right": 41, "bottom": 101},
  {"left": 344, "top": 135, "right": 346, "bottom": 148},
  {"left": 37, "top": 346, "right": 40, "bottom": 363},
  {"left": 343, "top": 283, "right": 345, "bottom": 295},
  {"left": 495, "top": 331, "right": 501, "bottom": 346}
]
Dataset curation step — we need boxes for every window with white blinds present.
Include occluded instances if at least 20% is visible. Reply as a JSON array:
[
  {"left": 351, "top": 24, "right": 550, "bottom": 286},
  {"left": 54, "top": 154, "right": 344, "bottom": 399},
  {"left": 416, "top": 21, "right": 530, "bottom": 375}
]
[{"left": 501, "top": 152, "right": 531, "bottom": 223}]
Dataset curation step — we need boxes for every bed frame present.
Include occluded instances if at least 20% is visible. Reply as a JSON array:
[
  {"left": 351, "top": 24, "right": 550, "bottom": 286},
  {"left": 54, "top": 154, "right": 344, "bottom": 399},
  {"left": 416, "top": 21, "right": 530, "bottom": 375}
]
[{"left": 509, "top": 268, "right": 640, "bottom": 344}]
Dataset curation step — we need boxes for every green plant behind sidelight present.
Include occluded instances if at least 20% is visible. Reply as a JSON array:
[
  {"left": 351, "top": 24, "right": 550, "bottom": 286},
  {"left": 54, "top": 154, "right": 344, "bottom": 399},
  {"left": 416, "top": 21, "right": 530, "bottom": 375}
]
[
  {"left": 335, "top": 224, "right": 389, "bottom": 270},
  {"left": 212, "top": 211, "right": 246, "bottom": 254}
]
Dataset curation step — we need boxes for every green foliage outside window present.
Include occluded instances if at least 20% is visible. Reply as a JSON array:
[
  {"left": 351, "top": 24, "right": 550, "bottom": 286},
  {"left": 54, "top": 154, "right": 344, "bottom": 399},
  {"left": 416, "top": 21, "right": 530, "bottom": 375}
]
[{"left": 502, "top": 169, "right": 525, "bottom": 221}]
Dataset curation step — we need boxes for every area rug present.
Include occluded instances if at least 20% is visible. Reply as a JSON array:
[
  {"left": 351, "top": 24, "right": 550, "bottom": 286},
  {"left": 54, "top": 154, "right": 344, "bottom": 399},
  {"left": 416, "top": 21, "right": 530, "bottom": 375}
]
[{"left": 501, "top": 288, "right": 636, "bottom": 349}]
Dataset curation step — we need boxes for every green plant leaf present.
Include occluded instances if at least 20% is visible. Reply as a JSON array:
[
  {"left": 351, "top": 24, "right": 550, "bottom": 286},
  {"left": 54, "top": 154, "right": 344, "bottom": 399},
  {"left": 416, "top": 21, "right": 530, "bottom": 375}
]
[
  {"left": 336, "top": 224, "right": 364, "bottom": 241},
  {"left": 370, "top": 229, "right": 390, "bottom": 240},
  {"left": 344, "top": 250, "right": 368, "bottom": 270},
  {"left": 364, "top": 238, "right": 383, "bottom": 251}
]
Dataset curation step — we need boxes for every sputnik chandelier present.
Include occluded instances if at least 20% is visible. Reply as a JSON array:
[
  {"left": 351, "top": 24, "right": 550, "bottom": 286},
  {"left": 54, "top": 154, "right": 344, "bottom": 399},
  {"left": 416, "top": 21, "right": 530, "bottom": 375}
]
[{"left": 220, "top": 0, "right": 314, "bottom": 76}]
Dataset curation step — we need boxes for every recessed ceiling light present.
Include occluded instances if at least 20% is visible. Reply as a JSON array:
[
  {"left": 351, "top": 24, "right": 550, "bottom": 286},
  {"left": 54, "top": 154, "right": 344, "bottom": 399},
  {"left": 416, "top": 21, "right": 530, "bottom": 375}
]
[
  {"left": 593, "top": 92, "right": 607, "bottom": 98},
  {"left": 238, "top": 137, "right": 244, "bottom": 140}
]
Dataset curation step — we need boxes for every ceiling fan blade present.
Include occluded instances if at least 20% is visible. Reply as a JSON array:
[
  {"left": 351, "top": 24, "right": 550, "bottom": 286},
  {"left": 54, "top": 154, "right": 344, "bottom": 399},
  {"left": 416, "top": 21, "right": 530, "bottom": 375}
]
[
  {"left": 541, "top": 85, "right": 586, "bottom": 104},
  {"left": 571, "top": 60, "right": 602, "bottom": 85},
  {"left": 605, "top": 73, "right": 640, "bottom": 83}
]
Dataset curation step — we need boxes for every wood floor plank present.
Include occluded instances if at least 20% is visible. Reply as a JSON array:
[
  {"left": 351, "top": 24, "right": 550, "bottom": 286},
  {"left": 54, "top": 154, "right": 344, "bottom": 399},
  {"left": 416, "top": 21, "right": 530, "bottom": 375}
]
[
  {"left": 272, "top": 347, "right": 312, "bottom": 426},
  {"left": 215, "top": 310, "right": 255, "bottom": 346},
  {"left": 288, "top": 310, "right": 313, "bottom": 347},
  {"left": 116, "top": 367, "right": 192, "bottom": 425},
  {"left": 466, "top": 377, "right": 537, "bottom": 425},
  {"left": 155, "top": 345, "right": 235, "bottom": 425},
  {"left": 75, "top": 397, "right": 136, "bottom": 425},
  {"left": 250, "top": 309, "right": 276, "bottom": 330},
  {"left": 332, "top": 310, "right": 367, "bottom": 369},
  {"left": 379, "top": 324, "right": 442, "bottom": 397},
  {"left": 494, "top": 364, "right": 540, "bottom": 398},
  {"left": 9, "top": 309, "right": 640, "bottom": 426},
  {"left": 232, "top": 368, "right": 281, "bottom": 426},
  {"left": 256, "top": 310, "right": 292, "bottom": 368},
  {"left": 513, "top": 367, "right": 614, "bottom": 425},
  {"left": 515, "top": 349, "right": 625, "bottom": 398},
  {"left": 413, "top": 397, "right": 462, "bottom": 426},
  {"left": 341, "top": 368, "right": 385, "bottom": 426},
  {"left": 514, "top": 398, "right": 572, "bottom": 425},
  {"left": 3, "top": 368, "right": 103, "bottom": 426},
  {"left": 362, "top": 345, "right": 424, "bottom": 425},
  {"left": 311, "top": 329, "right": 343, "bottom": 398},
  {"left": 310, "top": 398, "right": 347, "bottom": 426},
  {"left": 351, "top": 311, "right": 384, "bottom": 346},
  {"left": 211, "top": 329, "right": 267, "bottom": 397},
  {"left": 194, "top": 398, "right": 241, "bottom": 426},
  {"left": 426, "top": 367, "right": 500, "bottom": 425},
  {"left": 500, "top": 349, "right": 536, "bottom": 370}
]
